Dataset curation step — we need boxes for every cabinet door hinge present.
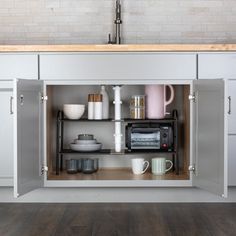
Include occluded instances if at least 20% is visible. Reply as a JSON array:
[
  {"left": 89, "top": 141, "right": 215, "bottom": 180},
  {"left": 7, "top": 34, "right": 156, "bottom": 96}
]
[
  {"left": 188, "top": 93, "right": 196, "bottom": 102},
  {"left": 188, "top": 165, "right": 196, "bottom": 173},
  {"left": 41, "top": 166, "right": 48, "bottom": 175},
  {"left": 41, "top": 94, "right": 48, "bottom": 103}
]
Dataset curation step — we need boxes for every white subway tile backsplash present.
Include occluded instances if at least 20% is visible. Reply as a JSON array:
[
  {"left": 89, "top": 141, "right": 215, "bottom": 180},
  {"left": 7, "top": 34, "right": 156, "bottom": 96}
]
[{"left": 0, "top": 0, "right": 235, "bottom": 44}]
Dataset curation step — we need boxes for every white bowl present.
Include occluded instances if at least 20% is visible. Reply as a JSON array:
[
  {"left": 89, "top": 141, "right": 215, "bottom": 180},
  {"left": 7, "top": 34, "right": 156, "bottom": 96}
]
[
  {"left": 63, "top": 104, "right": 85, "bottom": 120},
  {"left": 74, "top": 139, "right": 97, "bottom": 145},
  {"left": 70, "top": 143, "right": 102, "bottom": 152}
]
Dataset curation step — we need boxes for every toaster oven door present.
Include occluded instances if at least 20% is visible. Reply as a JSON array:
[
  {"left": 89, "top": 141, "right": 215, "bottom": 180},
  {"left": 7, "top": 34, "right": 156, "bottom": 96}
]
[{"left": 131, "top": 128, "right": 161, "bottom": 149}]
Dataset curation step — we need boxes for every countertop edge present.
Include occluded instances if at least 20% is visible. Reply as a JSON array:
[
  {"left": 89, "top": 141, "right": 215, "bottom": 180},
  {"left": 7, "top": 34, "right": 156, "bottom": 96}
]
[{"left": 1, "top": 44, "right": 236, "bottom": 52}]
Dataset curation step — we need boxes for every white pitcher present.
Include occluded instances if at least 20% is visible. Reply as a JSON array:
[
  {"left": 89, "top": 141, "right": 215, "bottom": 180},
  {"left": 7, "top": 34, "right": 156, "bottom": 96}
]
[{"left": 145, "top": 85, "right": 174, "bottom": 119}]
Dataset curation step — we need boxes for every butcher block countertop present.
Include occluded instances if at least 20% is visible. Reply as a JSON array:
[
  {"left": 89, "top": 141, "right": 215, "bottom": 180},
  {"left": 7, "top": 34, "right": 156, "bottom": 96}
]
[{"left": 0, "top": 44, "right": 236, "bottom": 52}]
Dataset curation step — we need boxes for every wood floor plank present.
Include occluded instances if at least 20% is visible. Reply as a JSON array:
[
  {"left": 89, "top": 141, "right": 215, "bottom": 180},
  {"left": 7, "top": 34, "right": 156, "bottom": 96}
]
[{"left": 0, "top": 203, "right": 235, "bottom": 236}]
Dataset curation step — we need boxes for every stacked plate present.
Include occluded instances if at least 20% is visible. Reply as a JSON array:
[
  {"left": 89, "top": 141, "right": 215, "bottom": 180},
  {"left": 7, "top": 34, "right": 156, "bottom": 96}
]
[{"left": 70, "top": 134, "right": 102, "bottom": 152}]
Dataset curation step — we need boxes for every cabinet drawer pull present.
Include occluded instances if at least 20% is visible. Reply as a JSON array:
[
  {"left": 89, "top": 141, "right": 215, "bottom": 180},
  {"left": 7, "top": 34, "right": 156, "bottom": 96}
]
[
  {"left": 10, "top": 96, "right": 13, "bottom": 115},
  {"left": 228, "top": 96, "right": 231, "bottom": 115}
]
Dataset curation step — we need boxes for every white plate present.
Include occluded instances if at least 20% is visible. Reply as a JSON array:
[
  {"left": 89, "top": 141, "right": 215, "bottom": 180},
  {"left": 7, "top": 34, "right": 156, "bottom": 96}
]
[
  {"left": 70, "top": 143, "right": 102, "bottom": 152},
  {"left": 74, "top": 139, "right": 97, "bottom": 145}
]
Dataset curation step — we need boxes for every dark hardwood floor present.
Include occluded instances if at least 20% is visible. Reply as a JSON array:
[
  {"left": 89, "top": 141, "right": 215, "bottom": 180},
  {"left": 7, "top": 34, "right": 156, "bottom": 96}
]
[{"left": 0, "top": 203, "right": 235, "bottom": 236}]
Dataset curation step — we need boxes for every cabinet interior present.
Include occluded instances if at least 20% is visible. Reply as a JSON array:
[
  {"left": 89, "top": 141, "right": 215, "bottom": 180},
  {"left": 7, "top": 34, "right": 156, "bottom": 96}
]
[{"left": 46, "top": 84, "right": 190, "bottom": 181}]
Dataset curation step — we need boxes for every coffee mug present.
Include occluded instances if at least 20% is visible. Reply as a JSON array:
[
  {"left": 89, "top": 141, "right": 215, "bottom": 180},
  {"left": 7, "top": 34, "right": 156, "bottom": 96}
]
[
  {"left": 151, "top": 157, "right": 173, "bottom": 175},
  {"left": 131, "top": 158, "right": 149, "bottom": 175}
]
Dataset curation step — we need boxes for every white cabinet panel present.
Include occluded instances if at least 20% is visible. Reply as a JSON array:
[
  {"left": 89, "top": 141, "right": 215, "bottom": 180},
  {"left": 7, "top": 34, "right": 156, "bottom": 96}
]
[
  {"left": 40, "top": 53, "right": 197, "bottom": 81},
  {"left": 0, "top": 82, "right": 13, "bottom": 186},
  {"left": 228, "top": 135, "right": 236, "bottom": 186},
  {"left": 228, "top": 80, "right": 236, "bottom": 134},
  {"left": 0, "top": 54, "right": 38, "bottom": 80},
  {"left": 13, "top": 79, "right": 43, "bottom": 197},
  {"left": 198, "top": 53, "right": 236, "bottom": 79},
  {"left": 193, "top": 79, "right": 227, "bottom": 197}
]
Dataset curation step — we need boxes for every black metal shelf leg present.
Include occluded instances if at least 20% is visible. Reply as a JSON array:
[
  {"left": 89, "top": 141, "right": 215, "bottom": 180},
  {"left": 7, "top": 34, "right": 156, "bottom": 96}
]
[
  {"left": 60, "top": 113, "right": 64, "bottom": 171},
  {"left": 56, "top": 111, "right": 61, "bottom": 175}
]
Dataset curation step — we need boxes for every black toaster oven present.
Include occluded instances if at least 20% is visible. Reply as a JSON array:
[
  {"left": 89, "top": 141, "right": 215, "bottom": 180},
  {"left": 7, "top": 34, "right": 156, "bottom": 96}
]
[{"left": 125, "top": 122, "right": 174, "bottom": 152}]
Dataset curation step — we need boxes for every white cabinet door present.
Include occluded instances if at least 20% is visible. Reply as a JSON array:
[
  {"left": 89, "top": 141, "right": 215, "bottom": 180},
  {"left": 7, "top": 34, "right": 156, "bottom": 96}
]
[
  {"left": 13, "top": 79, "right": 44, "bottom": 197},
  {"left": 228, "top": 135, "right": 236, "bottom": 186},
  {"left": 228, "top": 80, "right": 236, "bottom": 134},
  {"left": 198, "top": 53, "right": 236, "bottom": 79},
  {"left": 0, "top": 81, "right": 13, "bottom": 186},
  {"left": 192, "top": 79, "right": 227, "bottom": 197},
  {"left": 0, "top": 54, "right": 38, "bottom": 80},
  {"left": 40, "top": 53, "right": 196, "bottom": 81}
]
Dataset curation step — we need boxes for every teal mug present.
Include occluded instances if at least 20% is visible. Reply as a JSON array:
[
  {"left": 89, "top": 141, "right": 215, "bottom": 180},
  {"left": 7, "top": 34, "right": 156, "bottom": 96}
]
[{"left": 151, "top": 157, "right": 173, "bottom": 175}]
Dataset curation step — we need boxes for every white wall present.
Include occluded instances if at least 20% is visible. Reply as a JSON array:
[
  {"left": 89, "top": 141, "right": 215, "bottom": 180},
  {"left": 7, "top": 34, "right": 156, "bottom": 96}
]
[{"left": 0, "top": 0, "right": 236, "bottom": 44}]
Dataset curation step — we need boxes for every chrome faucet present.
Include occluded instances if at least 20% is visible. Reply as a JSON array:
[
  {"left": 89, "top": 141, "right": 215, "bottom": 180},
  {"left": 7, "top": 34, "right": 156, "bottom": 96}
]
[{"left": 108, "top": 0, "right": 122, "bottom": 44}]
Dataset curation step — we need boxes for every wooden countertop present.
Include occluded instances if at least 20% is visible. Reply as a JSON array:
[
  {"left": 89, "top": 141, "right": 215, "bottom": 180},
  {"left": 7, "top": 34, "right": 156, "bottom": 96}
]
[{"left": 0, "top": 44, "right": 236, "bottom": 52}]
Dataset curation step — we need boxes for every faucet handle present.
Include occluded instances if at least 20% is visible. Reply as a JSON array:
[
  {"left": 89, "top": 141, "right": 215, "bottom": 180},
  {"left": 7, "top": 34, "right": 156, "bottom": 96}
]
[{"left": 108, "top": 33, "right": 113, "bottom": 44}]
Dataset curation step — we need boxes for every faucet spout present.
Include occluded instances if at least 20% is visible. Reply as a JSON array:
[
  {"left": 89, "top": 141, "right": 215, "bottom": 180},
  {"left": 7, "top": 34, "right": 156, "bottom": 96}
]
[
  {"left": 115, "top": 0, "right": 122, "bottom": 44},
  {"left": 108, "top": 0, "right": 122, "bottom": 44}
]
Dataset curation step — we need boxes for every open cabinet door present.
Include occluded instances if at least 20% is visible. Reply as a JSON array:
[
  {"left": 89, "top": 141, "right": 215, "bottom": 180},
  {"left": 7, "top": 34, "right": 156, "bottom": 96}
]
[
  {"left": 13, "top": 79, "right": 44, "bottom": 197},
  {"left": 192, "top": 79, "right": 228, "bottom": 197}
]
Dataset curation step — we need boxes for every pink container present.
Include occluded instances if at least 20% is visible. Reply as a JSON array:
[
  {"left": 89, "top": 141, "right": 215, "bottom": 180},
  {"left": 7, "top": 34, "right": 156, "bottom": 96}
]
[{"left": 145, "top": 85, "right": 174, "bottom": 119}]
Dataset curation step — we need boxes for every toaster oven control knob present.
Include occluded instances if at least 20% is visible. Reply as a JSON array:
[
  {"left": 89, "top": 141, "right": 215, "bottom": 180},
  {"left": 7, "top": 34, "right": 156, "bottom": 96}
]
[{"left": 162, "top": 133, "right": 167, "bottom": 138}]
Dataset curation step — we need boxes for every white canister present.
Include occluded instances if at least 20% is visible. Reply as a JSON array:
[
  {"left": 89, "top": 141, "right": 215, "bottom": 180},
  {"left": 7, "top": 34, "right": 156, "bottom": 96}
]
[
  {"left": 100, "top": 85, "right": 109, "bottom": 119},
  {"left": 88, "top": 94, "right": 94, "bottom": 120},
  {"left": 94, "top": 94, "right": 103, "bottom": 120}
]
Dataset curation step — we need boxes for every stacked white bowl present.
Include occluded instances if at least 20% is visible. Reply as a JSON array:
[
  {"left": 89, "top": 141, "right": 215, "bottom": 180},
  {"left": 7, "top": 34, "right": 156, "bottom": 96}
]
[
  {"left": 63, "top": 104, "right": 85, "bottom": 120},
  {"left": 70, "top": 134, "right": 102, "bottom": 152}
]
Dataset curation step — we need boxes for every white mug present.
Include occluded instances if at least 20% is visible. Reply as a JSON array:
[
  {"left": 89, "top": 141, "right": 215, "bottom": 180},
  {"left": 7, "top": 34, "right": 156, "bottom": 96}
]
[
  {"left": 131, "top": 158, "right": 149, "bottom": 175},
  {"left": 151, "top": 157, "right": 173, "bottom": 175}
]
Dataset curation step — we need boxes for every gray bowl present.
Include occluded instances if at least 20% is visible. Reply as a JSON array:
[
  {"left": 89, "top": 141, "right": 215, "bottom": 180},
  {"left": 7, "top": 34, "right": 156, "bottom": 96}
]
[{"left": 78, "top": 134, "right": 94, "bottom": 140}]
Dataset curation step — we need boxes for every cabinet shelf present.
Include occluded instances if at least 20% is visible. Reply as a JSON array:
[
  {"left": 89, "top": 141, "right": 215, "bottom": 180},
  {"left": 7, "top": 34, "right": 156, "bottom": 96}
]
[
  {"left": 59, "top": 117, "right": 176, "bottom": 123},
  {"left": 60, "top": 149, "right": 111, "bottom": 155},
  {"left": 48, "top": 168, "right": 189, "bottom": 181},
  {"left": 60, "top": 149, "right": 176, "bottom": 155},
  {"left": 61, "top": 118, "right": 113, "bottom": 122}
]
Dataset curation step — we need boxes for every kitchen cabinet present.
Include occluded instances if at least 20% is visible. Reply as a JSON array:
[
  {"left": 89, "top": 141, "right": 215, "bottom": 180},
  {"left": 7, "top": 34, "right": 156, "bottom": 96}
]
[
  {"left": 227, "top": 81, "right": 236, "bottom": 186},
  {"left": 0, "top": 54, "right": 39, "bottom": 187},
  {"left": 228, "top": 135, "right": 236, "bottom": 186},
  {"left": 39, "top": 53, "right": 197, "bottom": 81},
  {"left": 198, "top": 54, "right": 236, "bottom": 187},
  {"left": 0, "top": 54, "right": 38, "bottom": 80},
  {"left": 227, "top": 80, "right": 236, "bottom": 134},
  {"left": 0, "top": 81, "right": 13, "bottom": 186},
  {"left": 13, "top": 78, "right": 227, "bottom": 198},
  {"left": 198, "top": 53, "right": 236, "bottom": 79}
]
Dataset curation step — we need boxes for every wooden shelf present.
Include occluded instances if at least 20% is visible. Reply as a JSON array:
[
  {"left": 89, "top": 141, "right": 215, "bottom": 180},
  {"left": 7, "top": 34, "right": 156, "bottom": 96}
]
[{"left": 48, "top": 168, "right": 189, "bottom": 181}]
